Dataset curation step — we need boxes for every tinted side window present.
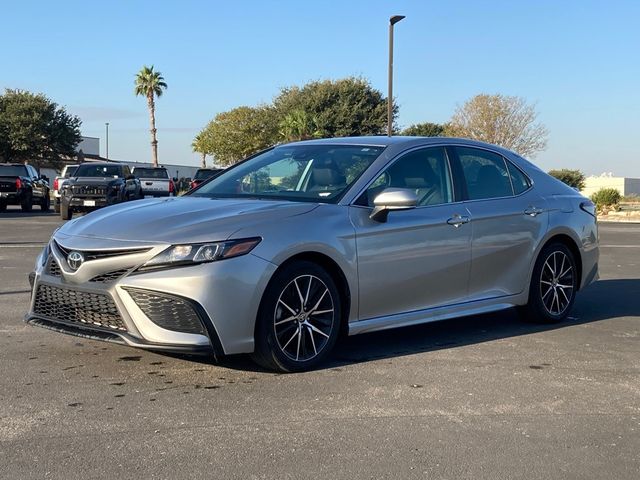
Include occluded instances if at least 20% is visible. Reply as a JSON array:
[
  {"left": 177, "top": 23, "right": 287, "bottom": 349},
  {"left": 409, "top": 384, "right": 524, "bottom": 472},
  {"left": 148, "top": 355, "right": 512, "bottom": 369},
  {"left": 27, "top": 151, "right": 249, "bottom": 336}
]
[
  {"left": 456, "top": 147, "right": 513, "bottom": 200},
  {"left": 507, "top": 161, "right": 531, "bottom": 195},
  {"left": 361, "top": 147, "right": 453, "bottom": 207}
]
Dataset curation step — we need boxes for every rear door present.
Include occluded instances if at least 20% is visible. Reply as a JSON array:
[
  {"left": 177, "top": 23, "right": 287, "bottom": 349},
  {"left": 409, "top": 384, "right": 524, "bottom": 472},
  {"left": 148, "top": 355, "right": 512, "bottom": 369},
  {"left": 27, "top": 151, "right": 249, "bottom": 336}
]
[
  {"left": 351, "top": 146, "right": 472, "bottom": 320},
  {"left": 451, "top": 146, "right": 548, "bottom": 301}
]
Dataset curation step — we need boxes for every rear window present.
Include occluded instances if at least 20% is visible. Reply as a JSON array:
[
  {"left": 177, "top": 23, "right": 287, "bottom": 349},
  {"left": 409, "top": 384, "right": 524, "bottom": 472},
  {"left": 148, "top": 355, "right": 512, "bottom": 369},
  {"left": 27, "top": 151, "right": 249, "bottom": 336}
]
[
  {"left": 134, "top": 168, "right": 168, "bottom": 179},
  {"left": 194, "top": 169, "right": 221, "bottom": 180},
  {"left": 75, "top": 164, "right": 122, "bottom": 177},
  {"left": 0, "top": 165, "right": 28, "bottom": 177}
]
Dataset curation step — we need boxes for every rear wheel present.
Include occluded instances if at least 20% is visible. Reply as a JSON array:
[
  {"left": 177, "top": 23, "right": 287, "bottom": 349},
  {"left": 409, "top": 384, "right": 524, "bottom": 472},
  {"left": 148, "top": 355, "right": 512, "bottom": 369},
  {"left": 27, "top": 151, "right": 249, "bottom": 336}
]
[
  {"left": 40, "top": 191, "right": 50, "bottom": 211},
  {"left": 60, "top": 202, "right": 73, "bottom": 220},
  {"left": 252, "top": 261, "right": 341, "bottom": 372},
  {"left": 20, "top": 193, "right": 33, "bottom": 212},
  {"left": 0, "top": 200, "right": 6, "bottom": 211},
  {"left": 519, "top": 242, "right": 577, "bottom": 323}
]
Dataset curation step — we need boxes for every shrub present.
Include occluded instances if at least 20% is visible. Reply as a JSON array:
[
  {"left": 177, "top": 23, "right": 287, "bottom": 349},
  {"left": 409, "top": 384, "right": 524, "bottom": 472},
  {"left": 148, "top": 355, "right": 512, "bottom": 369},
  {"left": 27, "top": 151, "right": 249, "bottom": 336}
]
[
  {"left": 548, "top": 169, "right": 586, "bottom": 190},
  {"left": 591, "top": 188, "right": 621, "bottom": 212}
]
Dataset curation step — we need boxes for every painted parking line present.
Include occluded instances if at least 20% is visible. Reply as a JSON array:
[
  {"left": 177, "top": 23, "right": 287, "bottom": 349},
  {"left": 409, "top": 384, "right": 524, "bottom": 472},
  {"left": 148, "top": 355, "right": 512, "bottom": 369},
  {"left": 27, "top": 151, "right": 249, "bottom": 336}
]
[
  {"left": 600, "top": 245, "right": 640, "bottom": 248},
  {"left": 0, "top": 243, "right": 47, "bottom": 248}
]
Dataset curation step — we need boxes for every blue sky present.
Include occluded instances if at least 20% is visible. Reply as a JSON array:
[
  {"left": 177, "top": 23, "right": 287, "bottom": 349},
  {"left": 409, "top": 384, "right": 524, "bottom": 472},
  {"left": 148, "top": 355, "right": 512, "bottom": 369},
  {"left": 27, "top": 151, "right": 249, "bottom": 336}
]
[{"left": 2, "top": 0, "right": 639, "bottom": 175}]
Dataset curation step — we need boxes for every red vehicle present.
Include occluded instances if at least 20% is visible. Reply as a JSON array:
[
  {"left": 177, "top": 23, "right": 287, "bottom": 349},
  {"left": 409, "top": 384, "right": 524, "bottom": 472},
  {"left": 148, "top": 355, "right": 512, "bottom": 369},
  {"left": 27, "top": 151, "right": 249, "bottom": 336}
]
[{"left": 189, "top": 168, "right": 224, "bottom": 190}]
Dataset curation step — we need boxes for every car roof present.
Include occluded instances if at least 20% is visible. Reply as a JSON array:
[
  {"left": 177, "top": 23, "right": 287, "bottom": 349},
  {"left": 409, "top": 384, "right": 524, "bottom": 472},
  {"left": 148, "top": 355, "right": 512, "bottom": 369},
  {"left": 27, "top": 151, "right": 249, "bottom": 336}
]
[
  {"left": 283, "top": 136, "right": 517, "bottom": 153},
  {"left": 78, "top": 163, "right": 123, "bottom": 167}
]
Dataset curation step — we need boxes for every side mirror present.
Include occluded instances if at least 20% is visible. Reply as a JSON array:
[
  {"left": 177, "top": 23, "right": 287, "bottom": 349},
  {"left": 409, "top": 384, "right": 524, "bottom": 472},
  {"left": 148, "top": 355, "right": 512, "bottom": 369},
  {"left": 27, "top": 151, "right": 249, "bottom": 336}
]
[
  {"left": 41, "top": 175, "right": 49, "bottom": 182},
  {"left": 370, "top": 188, "right": 417, "bottom": 222},
  {"left": 173, "top": 177, "right": 178, "bottom": 182}
]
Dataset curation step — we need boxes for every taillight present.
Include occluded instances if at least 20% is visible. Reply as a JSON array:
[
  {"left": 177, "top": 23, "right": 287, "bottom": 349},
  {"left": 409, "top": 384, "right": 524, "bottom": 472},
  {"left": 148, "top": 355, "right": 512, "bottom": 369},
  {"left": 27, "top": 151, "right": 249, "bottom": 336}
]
[
  {"left": 190, "top": 181, "right": 196, "bottom": 190},
  {"left": 15, "top": 178, "right": 22, "bottom": 189},
  {"left": 54, "top": 178, "right": 59, "bottom": 190},
  {"left": 169, "top": 179, "right": 175, "bottom": 193}
]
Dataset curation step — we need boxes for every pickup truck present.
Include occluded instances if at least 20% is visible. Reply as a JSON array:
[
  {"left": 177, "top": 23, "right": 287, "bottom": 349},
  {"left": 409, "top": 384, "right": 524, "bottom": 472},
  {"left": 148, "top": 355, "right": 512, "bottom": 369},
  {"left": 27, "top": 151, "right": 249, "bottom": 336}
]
[
  {"left": 60, "top": 162, "right": 142, "bottom": 220},
  {"left": 131, "top": 167, "right": 176, "bottom": 197},
  {"left": 0, "top": 163, "right": 50, "bottom": 212},
  {"left": 189, "top": 168, "right": 224, "bottom": 190},
  {"left": 53, "top": 164, "right": 78, "bottom": 213}
]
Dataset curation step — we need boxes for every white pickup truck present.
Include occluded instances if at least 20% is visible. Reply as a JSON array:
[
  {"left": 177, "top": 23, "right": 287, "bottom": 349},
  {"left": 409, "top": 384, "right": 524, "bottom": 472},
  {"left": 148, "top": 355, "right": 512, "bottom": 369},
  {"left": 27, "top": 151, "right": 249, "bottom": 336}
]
[
  {"left": 53, "top": 164, "right": 78, "bottom": 213},
  {"left": 131, "top": 167, "right": 176, "bottom": 197}
]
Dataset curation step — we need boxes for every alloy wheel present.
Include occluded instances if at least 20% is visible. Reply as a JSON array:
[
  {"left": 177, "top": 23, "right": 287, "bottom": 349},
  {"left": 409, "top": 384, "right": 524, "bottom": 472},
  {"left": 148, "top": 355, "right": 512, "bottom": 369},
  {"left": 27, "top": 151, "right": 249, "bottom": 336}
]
[
  {"left": 539, "top": 250, "right": 574, "bottom": 316},
  {"left": 273, "top": 274, "right": 335, "bottom": 362}
]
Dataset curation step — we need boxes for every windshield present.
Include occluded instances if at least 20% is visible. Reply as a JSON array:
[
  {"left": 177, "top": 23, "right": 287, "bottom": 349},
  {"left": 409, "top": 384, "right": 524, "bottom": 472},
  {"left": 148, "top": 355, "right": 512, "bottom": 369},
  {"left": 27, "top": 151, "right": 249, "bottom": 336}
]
[
  {"left": 0, "top": 165, "right": 28, "bottom": 177},
  {"left": 191, "top": 144, "right": 384, "bottom": 203},
  {"left": 134, "top": 168, "right": 168, "bottom": 179},
  {"left": 194, "top": 169, "right": 221, "bottom": 180},
  {"left": 63, "top": 166, "right": 78, "bottom": 178},
  {"left": 75, "top": 164, "right": 122, "bottom": 177}
]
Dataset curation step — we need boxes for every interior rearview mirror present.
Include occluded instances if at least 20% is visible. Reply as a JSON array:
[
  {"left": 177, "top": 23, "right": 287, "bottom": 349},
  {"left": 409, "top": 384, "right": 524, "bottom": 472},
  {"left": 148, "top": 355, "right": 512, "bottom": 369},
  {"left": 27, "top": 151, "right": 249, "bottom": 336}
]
[{"left": 370, "top": 188, "right": 418, "bottom": 222}]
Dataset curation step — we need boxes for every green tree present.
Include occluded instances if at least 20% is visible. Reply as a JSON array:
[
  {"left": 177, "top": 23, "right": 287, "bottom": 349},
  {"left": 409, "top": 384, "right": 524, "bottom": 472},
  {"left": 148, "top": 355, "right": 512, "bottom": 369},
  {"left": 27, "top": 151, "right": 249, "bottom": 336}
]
[
  {"left": 196, "top": 106, "right": 278, "bottom": 166},
  {"left": 273, "top": 77, "right": 394, "bottom": 137},
  {"left": 134, "top": 65, "right": 167, "bottom": 167},
  {"left": 0, "top": 89, "right": 81, "bottom": 169},
  {"left": 402, "top": 122, "right": 446, "bottom": 137},
  {"left": 445, "top": 94, "right": 548, "bottom": 157},
  {"left": 279, "top": 109, "right": 322, "bottom": 142},
  {"left": 548, "top": 169, "right": 586, "bottom": 190}
]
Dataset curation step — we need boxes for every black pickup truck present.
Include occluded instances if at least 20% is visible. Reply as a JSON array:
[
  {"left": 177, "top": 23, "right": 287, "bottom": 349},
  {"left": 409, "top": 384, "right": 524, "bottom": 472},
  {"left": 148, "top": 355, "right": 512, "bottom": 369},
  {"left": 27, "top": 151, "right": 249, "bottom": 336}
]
[
  {"left": 0, "top": 163, "right": 50, "bottom": 212},
  {"left": 59, "top": 163, "right": 142, "bottom": 220}
]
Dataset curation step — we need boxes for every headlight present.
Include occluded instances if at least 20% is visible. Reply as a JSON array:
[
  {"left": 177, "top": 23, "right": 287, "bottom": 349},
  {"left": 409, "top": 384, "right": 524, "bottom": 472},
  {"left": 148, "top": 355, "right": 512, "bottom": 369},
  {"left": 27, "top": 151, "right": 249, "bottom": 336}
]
[{"left": 139, "top": 237, "right": 261, "bottom": 271}]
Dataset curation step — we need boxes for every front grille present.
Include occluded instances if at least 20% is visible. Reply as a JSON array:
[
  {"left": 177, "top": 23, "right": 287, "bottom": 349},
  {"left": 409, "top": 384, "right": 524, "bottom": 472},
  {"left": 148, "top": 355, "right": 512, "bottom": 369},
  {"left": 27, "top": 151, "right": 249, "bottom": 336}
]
[
  {"left": 47, "top": 258, "right": 61, "bottom": 277},
  {"left": 71, "top": 185, "right": 107, "bottom": 196},
  {"left": 89, "top": 268, "right": 131, "bottom": 283},
  {"left": 33, "top": 284, "right": 127, "bottom": 332},
  {"left": 54, "top": 241, "right": 151, "bottom": 261},
  {"left": 123, "top": 287, "right": 205, "bottom": 335}
]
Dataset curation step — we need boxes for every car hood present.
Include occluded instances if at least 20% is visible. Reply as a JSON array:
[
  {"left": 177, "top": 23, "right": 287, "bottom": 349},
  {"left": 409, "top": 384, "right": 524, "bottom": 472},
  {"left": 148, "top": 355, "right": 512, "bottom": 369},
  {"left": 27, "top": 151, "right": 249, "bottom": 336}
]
[
  {"left": 69, "top": 177, "right": 123, "bottom": 185},
  {"left": 57, "top": 196, "right": 319, "bottom": 245}
]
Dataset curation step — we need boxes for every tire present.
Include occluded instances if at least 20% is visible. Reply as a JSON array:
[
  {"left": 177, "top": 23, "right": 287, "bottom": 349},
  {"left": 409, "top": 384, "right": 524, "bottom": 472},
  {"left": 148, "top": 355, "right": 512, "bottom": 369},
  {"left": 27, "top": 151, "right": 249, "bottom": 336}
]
[
  {"left": 20, "top": 193, "right": 33, "bottom": 212},
  {"left": 0, "top": 201, "right": 6, "bottom": 212},
  {"left": 252, "top": 261, "right": 342, "bottom": 372},
  {"left": 60, "top": 202, "right": 73, "bottom": 220},
  {"left": 519, "top": 242, "right": 578, "bottom": 324},
  {"left": 40, "top": 191, "right": 50, "bottom": 211}
]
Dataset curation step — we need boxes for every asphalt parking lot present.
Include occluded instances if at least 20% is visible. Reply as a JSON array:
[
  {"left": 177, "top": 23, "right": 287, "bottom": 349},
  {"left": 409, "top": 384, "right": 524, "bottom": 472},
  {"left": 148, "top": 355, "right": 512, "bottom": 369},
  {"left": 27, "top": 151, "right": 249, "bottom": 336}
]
[{"left": 1, "top": 206, "right": 639, "bottom": 479}]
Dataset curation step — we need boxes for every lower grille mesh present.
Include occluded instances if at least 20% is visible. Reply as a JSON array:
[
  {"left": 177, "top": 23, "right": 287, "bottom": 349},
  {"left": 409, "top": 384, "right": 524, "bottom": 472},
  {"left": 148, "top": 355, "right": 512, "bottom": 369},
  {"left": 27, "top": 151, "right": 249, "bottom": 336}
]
[
  {"left": 47, "top": 258, "right": 62, "bottom": 277},
  {"left": 124, "top": 287, "right": 205, "bottom": 335},
  {"left": 33, "top": 284, "right": 127, "bottom": 331},
  {"left": 89, "top": 268, "right": 131, "bottom": 283}
]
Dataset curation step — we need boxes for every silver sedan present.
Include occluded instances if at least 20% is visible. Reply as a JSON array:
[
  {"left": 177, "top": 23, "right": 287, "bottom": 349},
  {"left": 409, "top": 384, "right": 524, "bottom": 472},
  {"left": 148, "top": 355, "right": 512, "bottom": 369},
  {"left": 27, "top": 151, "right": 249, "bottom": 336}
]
[{"left": 27, "top": 137, "right": 599, "bottom": 372}]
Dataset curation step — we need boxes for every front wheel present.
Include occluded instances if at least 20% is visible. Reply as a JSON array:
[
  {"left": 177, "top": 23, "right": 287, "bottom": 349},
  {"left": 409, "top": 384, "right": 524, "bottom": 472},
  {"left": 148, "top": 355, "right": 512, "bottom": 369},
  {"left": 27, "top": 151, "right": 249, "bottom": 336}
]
[
  {"left": 60, "top": 202, "right": 73, "bottom": 220},
  {"left": 519, "top": 242, "right": 578, "bottom": 323},
  {"left": 252, "top": 261, "right": 342, "bottom": 372}
]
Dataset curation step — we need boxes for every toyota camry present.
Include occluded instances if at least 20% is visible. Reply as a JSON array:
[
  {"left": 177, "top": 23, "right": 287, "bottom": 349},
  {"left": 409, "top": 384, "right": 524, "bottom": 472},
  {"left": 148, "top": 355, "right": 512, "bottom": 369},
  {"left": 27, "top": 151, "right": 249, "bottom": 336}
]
[{"left": 27, "top": 137, "right": 599, "bottom": 372}]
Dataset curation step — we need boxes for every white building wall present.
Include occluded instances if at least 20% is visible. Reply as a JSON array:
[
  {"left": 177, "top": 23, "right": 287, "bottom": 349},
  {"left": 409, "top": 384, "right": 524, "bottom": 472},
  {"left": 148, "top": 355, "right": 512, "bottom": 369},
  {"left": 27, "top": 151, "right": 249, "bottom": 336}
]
[{"left": 581, "top": 177, "right": 626, "bottom": 198}]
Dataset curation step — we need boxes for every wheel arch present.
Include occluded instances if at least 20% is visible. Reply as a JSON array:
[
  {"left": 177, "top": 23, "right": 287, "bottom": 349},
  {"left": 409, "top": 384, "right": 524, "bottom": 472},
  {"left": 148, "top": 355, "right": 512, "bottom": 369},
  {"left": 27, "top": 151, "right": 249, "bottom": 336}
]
[
  {"left": 261, "top": 251, "right": 352, "bottom": 337},
  {"left": 538, "top": 233, "right": 584, "bottom": 290}
]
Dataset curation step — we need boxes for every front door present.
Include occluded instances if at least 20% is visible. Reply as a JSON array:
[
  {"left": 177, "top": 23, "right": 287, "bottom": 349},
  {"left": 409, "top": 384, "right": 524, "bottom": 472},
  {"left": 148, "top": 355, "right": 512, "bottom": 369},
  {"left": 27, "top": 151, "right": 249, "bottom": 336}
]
[{"left": 350, "top": 147, "right": 472, "bottom": 320}]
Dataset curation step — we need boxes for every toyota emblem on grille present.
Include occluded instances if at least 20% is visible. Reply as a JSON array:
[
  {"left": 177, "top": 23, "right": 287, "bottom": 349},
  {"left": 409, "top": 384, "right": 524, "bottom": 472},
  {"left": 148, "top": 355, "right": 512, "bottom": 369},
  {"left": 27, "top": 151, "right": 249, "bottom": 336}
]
[{"left": 67, "top": 251, "right": 84, "bottom": 271}]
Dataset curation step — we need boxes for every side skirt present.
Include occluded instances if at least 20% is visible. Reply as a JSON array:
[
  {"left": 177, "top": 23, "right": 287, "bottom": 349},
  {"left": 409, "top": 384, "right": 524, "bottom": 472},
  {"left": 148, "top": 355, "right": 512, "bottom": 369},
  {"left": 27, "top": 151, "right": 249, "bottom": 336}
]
[{"left": 348, "top": 295, "right": 524, "bottom": 336}]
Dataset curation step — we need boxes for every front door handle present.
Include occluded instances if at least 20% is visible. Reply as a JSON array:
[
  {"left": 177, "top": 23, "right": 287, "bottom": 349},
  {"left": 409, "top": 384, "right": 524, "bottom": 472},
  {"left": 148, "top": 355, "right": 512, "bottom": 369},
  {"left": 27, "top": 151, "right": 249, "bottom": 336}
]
[
  {"left": 447, "top": 214, "right": 470, "bottom": 228},
  {"left": 524, "top": 206, "right": 544, "bottom": 217}
]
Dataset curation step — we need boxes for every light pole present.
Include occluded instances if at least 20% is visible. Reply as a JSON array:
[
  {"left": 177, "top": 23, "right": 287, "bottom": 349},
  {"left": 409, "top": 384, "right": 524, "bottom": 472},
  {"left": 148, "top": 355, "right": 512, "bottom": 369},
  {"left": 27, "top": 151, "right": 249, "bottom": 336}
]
[
  {"left": 105, "top": 122, "right": 110, "bottom": 159},
  {"left": 388, "top": 15, "right": 405, "bottom": 137}
]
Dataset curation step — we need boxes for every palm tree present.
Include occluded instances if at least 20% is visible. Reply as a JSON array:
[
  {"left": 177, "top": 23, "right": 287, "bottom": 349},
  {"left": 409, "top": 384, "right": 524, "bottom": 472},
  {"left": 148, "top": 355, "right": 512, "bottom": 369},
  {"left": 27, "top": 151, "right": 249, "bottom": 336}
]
[
  {"left": 279, "top": 109, "right": 322, "bottom": 142},
  {"left": 192, "top": 132, "right": 207, "bottom": 168},
  {"left": 134, "top": 65, "right": 167, "bottom": 167}
]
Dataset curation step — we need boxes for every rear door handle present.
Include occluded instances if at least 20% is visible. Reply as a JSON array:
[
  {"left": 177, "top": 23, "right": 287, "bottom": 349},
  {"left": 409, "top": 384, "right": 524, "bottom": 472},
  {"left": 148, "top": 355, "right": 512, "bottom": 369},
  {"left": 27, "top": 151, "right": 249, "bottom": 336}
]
[
  {"left": 524, "top": 206, "right": 544, "bottom": 217},
  {"left": 447, "top": 214, "right": 470, "bottom": 228}
]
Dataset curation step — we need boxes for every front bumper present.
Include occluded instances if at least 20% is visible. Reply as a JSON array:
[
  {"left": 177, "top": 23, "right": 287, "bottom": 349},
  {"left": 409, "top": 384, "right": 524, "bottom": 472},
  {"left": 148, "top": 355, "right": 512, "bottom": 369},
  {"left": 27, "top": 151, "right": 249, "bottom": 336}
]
[{"left": 25, "top": 237, "right": 277, "bottom": 357}]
